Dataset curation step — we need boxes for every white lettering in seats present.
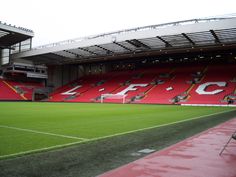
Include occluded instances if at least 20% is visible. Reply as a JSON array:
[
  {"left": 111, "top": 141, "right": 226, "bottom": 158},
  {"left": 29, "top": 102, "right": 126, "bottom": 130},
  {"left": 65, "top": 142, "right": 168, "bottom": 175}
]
[
  {"left": 61, "top": 85, "right": 82, "bottom": 95},
  {"left": 116, "top": 84, "right": 148, "bottom": 95},
  {"left": 196, "top": 82, "right": 226, "bottom": 95}
]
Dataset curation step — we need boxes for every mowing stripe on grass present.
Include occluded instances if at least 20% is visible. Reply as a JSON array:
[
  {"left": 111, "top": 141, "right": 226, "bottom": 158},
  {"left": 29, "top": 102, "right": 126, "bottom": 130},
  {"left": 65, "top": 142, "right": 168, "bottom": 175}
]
[
  {"left": 87, "top": 108, "right": 236, "bottom": 142},
  {"left": 0, "top": 108, "right": 235, "bottom": 159},
  {"left": 0, "top": 125, "right": 88, "bottom": 141}
]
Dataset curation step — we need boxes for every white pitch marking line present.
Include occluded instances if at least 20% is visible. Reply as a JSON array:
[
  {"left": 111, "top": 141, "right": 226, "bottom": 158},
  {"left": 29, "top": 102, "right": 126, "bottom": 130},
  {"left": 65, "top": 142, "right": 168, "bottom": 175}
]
[
  {"left": 87, "top": 108, "right": 236, "bottom": 142},
  {"left": 0, "top": 125, "right": 88, "bottom": 141},
  {"left": 0, "top": 108, "right": 235, "bottom": 159},
  {"left": 0, "top": 141, "right": 82, "bottom": 159}
]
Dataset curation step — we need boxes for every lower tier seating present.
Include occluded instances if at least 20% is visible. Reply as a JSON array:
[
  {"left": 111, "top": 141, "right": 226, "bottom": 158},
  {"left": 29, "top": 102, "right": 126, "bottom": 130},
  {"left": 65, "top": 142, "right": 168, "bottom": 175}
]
[
  {"left": 0, "top": 79, "right": 43, "bottom": 100},
  {"left": 0, "top": 79, "right": 24, "bottom": 100},
  {"left": 49, "top": 63, "right": 236, "bottom": 105}
]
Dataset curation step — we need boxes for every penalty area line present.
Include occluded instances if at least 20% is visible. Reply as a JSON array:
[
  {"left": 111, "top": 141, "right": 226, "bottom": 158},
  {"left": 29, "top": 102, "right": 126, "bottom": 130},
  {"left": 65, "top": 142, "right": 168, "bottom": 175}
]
[{"left": 0, "top": 125, "right": 88, "bottom": 141}]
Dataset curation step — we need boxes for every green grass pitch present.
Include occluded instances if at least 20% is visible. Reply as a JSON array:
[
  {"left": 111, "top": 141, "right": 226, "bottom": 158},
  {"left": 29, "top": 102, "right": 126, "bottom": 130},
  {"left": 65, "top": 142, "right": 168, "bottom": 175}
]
[{"left": 0, "top": 102, "right": 234, "bottom": 158}]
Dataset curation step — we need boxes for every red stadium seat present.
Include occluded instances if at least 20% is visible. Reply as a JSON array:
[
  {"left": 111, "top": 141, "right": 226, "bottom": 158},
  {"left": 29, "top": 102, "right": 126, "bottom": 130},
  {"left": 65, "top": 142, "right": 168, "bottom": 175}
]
[{"left": 48, "top": 63, "right": 236, "bottom": 105}]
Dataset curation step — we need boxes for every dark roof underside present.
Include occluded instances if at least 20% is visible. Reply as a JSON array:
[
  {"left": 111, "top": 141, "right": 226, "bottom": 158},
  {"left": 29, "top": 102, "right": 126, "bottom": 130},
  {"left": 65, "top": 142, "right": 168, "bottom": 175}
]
[
  {"left": 0, "top": 22, "right": 34, "bottom": 49},
  {"left": 12, "top": 17, "right": 236, "bottom": 65}
]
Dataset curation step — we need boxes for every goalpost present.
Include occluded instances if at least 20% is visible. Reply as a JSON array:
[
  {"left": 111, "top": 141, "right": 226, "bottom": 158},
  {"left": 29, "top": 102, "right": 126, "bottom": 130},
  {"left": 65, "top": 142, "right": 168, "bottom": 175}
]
[{"left": 101, "top": 94, "right": 127, "bottom": 104}]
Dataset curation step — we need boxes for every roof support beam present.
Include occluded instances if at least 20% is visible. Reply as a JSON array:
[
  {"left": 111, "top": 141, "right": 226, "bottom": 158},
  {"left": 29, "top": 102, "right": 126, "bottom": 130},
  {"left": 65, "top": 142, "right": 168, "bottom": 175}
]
[
  {"left": 95, "top": 45, "right": 114, "bottom": 54},
  {"left": 50, "top": 53, "right": 68, "bottom": 60},
  {"left": 63, "top": 50, "right": 83, "bottom": 58},
  {"left": 210, "top": 30, "right": 221, "bottom": 44},
  {"left": 182, "top": 33, "right": 195, "bottom": 46},
  {"left": 30, "top": 54, "right": 65, "bottom": 65},
  {"left": 156, "top": 36, "right": 172, "bottom": 47},
  {"left": 126, "top": 39, "right": 151, "bottom": 49},
  {"left": 0, "top": 45, "right": 15, "bottom": 49},
  {"left": 113, "top": 42, "right": 133, "bottom": 52},
  {"left": 78, "top": 47, "right": 98, "bottom": 55}
]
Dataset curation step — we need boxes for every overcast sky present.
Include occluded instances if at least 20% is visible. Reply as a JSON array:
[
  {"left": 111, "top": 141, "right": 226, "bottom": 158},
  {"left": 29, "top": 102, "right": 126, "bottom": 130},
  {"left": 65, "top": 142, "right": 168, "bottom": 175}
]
[{"left": 1, "top": 0, "right": 236, "bottom": 47}]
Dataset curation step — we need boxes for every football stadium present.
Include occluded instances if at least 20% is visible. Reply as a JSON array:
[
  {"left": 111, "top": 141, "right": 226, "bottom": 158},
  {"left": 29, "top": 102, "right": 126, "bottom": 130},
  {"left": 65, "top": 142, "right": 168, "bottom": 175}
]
[{"left": 0, "top": 15, "right": 236, "bottom": 177}]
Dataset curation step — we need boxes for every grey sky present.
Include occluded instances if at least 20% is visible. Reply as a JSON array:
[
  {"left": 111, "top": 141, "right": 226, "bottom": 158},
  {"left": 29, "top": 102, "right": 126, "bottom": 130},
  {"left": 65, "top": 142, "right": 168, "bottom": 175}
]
[{"left": 1, "top": 0, "right": 236, "bottom": 47}]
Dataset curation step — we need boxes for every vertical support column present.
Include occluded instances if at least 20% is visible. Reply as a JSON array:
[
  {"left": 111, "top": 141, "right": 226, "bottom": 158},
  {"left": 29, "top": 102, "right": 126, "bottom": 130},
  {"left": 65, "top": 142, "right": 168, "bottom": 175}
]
[
  {"left": 19, "top": 42, "right": 22, "bottom": 52},
  {"left": 30, "top": 38, "right": 32, "bottom": 50}
]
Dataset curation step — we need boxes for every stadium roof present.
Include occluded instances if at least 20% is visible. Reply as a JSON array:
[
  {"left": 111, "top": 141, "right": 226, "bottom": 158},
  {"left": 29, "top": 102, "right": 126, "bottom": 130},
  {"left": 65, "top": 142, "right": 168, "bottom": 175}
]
[
  {"left": 12, "top": 16, "right": 236, "bottom": 65},
  {"left": 0, "top": 21, "right": 34, "bottom": 49}
]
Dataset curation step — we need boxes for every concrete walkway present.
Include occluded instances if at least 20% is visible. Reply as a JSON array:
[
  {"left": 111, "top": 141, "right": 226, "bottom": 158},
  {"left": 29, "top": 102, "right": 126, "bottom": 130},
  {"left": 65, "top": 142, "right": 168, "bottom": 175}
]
[{"left": 100, "top": 118, "right": 236, "bottom": 177}]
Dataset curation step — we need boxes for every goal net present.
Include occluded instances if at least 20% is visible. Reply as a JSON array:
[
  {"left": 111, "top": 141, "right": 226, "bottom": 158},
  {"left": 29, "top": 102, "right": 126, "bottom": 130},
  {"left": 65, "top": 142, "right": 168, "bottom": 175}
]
[{"left": 101, "top": 94, "right": 127, "bottom": 104}]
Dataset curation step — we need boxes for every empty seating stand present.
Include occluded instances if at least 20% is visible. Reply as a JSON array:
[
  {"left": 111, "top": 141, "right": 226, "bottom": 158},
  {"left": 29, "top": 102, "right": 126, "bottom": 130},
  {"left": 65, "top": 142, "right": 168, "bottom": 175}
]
[
  {"left": 0, "top": 79, "right": 24, "bottom": 100},
  {"left": 48, "top": 63, "right": 236, "bottom": 105},
  {"left": 6, "top": 80, "right": 44, "bottom": 100},
  {"left": 187, "top": 64, "right": 236, "bottom": 105},
  {"left": 0, "top": 79, "right": 43, "bottom": 101}
]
